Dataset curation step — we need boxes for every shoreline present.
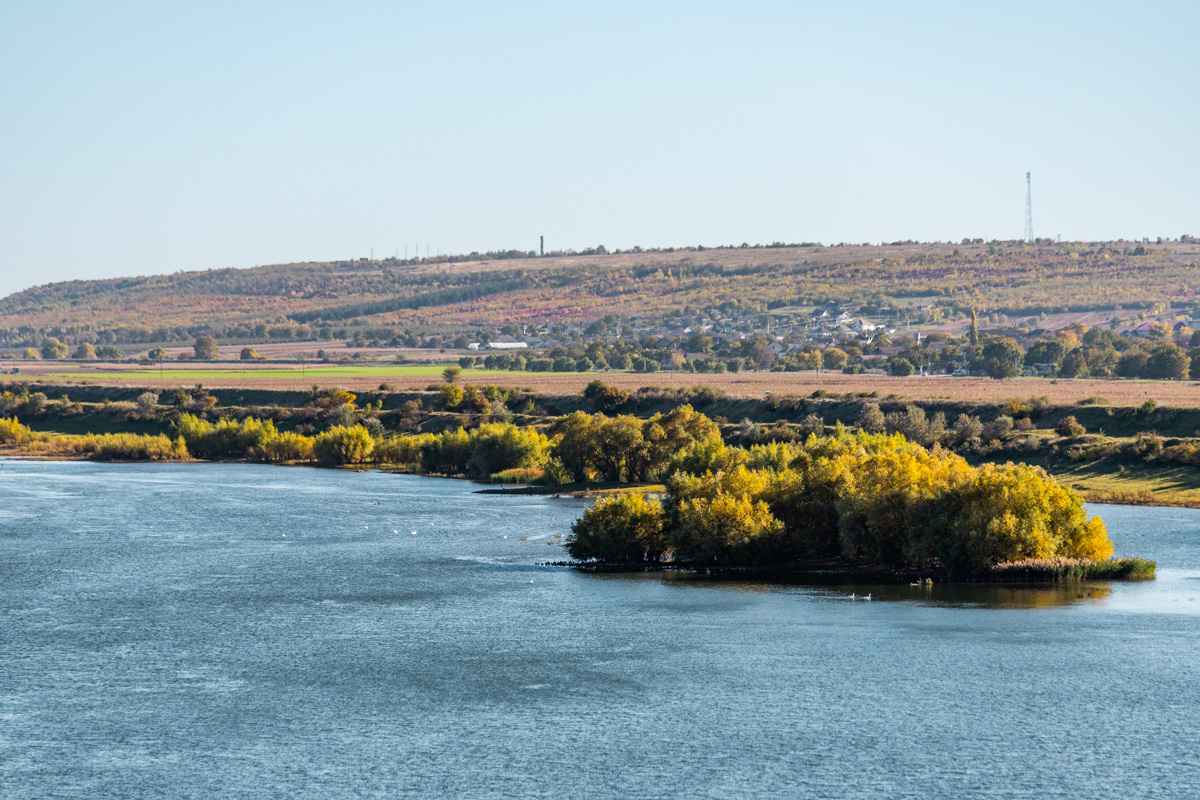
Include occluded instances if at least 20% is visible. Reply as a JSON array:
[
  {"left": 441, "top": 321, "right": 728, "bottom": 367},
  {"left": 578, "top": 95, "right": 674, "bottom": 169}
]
[
  {"left": 5, "top": 451, "right": 1200, "bottom": 512},
  {"left": 540, "top": 556, "right": 1157, "bottom": 584}
]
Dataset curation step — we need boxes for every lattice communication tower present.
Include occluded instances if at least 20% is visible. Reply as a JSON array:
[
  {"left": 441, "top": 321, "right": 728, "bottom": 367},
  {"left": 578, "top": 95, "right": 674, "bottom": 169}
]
[{"left": 1024, "top": 172, "right": 1033, "bottom": 243}]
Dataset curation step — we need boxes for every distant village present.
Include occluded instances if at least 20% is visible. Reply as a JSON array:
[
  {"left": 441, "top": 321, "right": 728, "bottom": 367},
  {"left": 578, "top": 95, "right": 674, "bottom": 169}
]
[{"left": 445, "top": 301, "right": 1199, "bottom": 381}]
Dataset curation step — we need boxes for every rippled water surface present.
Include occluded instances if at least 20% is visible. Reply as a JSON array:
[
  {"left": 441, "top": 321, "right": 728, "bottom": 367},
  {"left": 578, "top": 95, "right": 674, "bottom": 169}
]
[{"left": 2, "top": 461, "right": 1199, "bottom": 798}]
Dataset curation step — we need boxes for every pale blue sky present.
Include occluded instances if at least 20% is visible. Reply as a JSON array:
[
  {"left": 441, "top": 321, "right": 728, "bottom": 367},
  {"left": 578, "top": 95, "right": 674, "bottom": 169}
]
[{"left": 1, "top": 1, "right": 1196, "bottom": 297}]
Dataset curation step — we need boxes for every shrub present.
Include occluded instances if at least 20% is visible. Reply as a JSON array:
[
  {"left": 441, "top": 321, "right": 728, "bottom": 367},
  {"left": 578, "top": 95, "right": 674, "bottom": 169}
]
[
  {"left": 982, "top": 415, "right": 1014, "bottom": 442},
  {"left": 0, "top": 416, "right": 33, "bottom": 444},
  {"left": 951, "top": 414, "right": 983, "bottom": 447},
  {"left": 1055, "top": 415, "right": 1086, "bottom": 439},
  {"left": 254, "top": 432, "right": 314, "bottom": 463},
  {"left": 313, "top": 425, "right": 375, "bottom": 465},
  {"left": 136, "top": 391, "right": 159, "bottom": 415},
  {"left": 77, "top": 433, "right": 188, "bottom": 461},
  {"left": 436, "top": 384, "right": 464, "bottom": 410},
  {"left": 583, "top": 380, "right": 629, "bottom": 413},
  {"left": 375, "top": 433, "right": 433, "bottom": 465},
  {"left": 858, "top": 402, "right": 886, "bottom": 433}
]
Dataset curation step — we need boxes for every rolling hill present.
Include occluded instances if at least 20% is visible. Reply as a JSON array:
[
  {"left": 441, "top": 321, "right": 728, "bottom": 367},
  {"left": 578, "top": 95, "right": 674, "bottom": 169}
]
[{"left": 2, "top": 239, "right": 1197, "bottom": 349}]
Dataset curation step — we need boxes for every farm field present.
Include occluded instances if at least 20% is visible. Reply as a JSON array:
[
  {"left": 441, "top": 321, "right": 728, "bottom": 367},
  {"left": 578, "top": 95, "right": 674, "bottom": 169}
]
[{"left": 10, "top": 360, "right": 1200, "bottom": 407}]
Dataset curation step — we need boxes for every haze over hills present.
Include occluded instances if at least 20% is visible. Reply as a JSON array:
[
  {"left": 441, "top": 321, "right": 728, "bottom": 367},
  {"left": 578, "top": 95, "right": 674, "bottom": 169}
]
[{"left": 2, "top": 238, "right": 1198, "bottom": 351}]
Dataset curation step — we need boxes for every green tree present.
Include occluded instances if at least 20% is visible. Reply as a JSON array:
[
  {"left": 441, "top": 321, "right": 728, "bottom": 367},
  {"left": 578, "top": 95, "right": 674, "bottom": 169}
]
[
  {"left": 240, "top": 347, "right": 260, "bottom": 360},
  {"left": 1145, "top": 343, "right": 1189, "bottom": 380},
  {"left": 888, "top": 357, "right": 915, "bottom": 377},
  {"left": 148, "top": 346, "right": 169, "bottom": 361},
  {"left": 976, "top": 337, "right": 1023, "bottom": 379},
  {"left": 442, "top": 366, "right": 462, "bottom": 384},
  {"left": 549, "top": 411, "right": 597, "bottom": 482},
  {"left": 591, "top": 415, "right": 645, "bottom": 482},
  {"left": 968, "top": 309, "right": 980, "bottom": 346},
  {"left": 1058, "top": 349, "right": 1090, "bottom": 378},
  {"left": 1024, "top": 338, "right": 1068, "bottom": 367}
]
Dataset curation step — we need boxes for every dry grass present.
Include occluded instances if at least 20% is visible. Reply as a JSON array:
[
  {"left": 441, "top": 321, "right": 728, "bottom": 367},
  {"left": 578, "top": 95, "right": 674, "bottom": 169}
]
[{"left": 10, "top": 361, "right": 1200, "bottom": 406}]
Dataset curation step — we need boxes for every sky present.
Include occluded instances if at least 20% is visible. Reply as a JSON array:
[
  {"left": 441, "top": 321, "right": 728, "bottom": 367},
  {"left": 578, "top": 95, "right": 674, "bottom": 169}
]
[{"left": 1, "top": 0, "right": 1197, "bottom": 297}]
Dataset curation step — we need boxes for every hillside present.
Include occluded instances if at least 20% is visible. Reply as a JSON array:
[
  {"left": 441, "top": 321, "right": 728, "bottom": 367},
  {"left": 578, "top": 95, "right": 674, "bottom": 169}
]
[{"left": 1, "top": 239, "right": 1197, "bottom": 348}]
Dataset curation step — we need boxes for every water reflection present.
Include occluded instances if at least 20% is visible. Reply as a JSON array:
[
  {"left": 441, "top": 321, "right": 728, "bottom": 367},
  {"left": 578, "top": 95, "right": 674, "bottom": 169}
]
[{"left": 644, "top": 570, "right": 1116, "bottom": 608}]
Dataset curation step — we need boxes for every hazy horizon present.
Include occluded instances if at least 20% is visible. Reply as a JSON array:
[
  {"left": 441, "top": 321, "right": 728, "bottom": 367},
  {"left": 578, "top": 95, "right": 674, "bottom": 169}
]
[{"left": 2, "top": 0, "right": 1197, "bottom": 297}]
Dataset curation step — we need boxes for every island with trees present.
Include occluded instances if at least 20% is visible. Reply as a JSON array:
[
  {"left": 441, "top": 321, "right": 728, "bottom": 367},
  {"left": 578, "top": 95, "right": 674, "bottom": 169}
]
[
  {"left": 565, "top": 427, "right": 1153, "bottom": 581},
  {"left": 0, "top": 375, "right": 1156, "bottom": 583}
]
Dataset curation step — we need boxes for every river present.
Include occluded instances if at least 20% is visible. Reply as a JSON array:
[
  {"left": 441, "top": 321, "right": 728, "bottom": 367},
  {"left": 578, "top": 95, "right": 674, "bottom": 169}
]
[{"left": 2, "top": 461, "right": 1198, "bottom": 798}]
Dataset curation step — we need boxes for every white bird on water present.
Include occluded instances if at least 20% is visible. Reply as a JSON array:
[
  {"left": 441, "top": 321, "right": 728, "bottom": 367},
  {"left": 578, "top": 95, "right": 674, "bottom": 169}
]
[
  {"left": 849, "top": 593, "right": 856, "bottom": 600},
  {"left": 410, "top": 530, "right": 418, "bottom": 535},
  {"left": 865, "top": 593, "right": 872, "bottom": 601}
]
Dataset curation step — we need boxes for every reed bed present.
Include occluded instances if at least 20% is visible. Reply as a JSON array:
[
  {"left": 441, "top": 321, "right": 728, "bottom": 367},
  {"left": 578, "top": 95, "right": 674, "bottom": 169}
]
[
  {"left": 988, "top": 556, "right": 1156, "bottom": 582},
  {"left": 490, "top": 466, "right": 545, "bottom": 484}
]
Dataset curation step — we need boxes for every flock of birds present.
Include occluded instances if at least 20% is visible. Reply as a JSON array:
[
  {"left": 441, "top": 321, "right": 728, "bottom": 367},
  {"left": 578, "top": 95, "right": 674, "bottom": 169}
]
[{"left": 278, "top": 502, "right": 552, "bottom": 585}]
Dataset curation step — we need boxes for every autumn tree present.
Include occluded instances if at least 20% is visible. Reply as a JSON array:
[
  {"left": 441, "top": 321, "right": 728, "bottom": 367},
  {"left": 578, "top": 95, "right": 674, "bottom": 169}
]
[
  {"left": 193, "top": 335, "right": 219, "bottom": 361},
  {"left": 41, "top": 338, "right": 68, "bottom": 360},
  {"left": 567, "top": 493, "right": 667, "bottom": 563}
]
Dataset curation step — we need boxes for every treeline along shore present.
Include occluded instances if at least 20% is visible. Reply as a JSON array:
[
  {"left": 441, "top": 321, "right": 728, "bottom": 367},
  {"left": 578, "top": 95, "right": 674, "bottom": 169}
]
[
  {"left": 4, "top": 377, "right": 1200, "bottom": 505},
  {"left": 0, "top": 378, "right": 1161, "bottom": 582}
]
